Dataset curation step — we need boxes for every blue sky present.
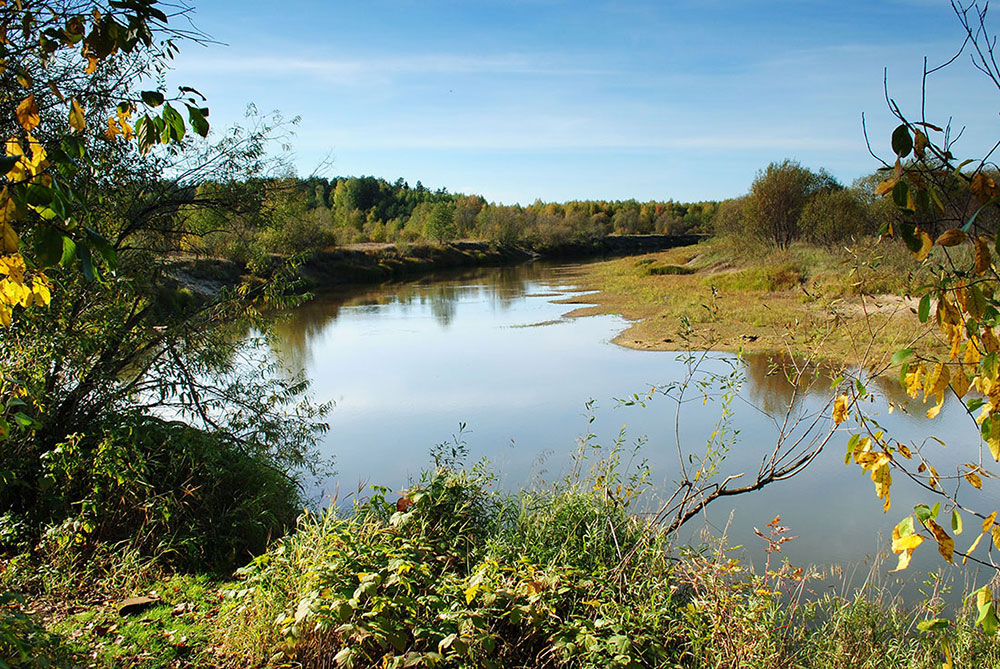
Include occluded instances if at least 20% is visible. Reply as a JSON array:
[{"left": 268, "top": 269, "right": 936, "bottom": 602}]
[{"left": 166, "top": 1, "right": 998, "bottom": 204}]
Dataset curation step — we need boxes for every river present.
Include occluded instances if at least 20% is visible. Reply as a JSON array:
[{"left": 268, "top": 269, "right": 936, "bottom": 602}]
[{"left": 268, "top": 260, "right": 992, "bottom": 604}]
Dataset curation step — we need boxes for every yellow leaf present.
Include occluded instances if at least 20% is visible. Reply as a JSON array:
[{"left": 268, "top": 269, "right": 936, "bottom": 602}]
[
  {"left": 48, "top": 81, "right": 65, "bottom": 103},
  {"left": 984, "top": 511, "right": 998, "bottom": 533},
  {"left": 979, "top": 587, "right": 992, "bottom": 612},
  {"left": 990, "top": 433, "right": 1000, "bottom": 462},
  {"left": 926, "top": 519, "right": 955, "bottom": 564},
  {"left": 15, "top": 95, "right": 39, "bottom": 132},
  {"left": 892, "top": 533, "right": 924, "bottom": 553},
  {"left": 964, "top": 532, "right": 985, "bottom": 564},
  {"left": 872, "top": 464, "right": 892, "bottom": 512},
  {"left": 0, "top": 222, "right": 18, "bottom": 254},
  {"left": 976, "top": 236, "right": 993, "bottom": 275},
  {"left": 31, "top": 276, "right": 50, "bottom": 306},
  {"left": 891, "top": 548, "right": 916, "bottom": 572},
  {"left": 0, "top": 300, "right": 9, "bottom": 327},
  {"left": 951, "top": 368, "right": 970, "bottom": 399},
  {"left": 984, "top": 328, "right": 1000, "bottom": 354},
  {"left": 936, "top": 228, "right": 967, "bottom": 247},
  {"left": 914, "top": 129, "right": 929, "bottom": 160},
  {"left": 905, "top": 364, "right": 926, "bottom": 399},
  {"left": 898, "top": 443, "right": 912, "bottom": 459},
  {"left": 833, "top": 394, "right": 849, "bottom": 425},
  {"left": 875, "top": 178, "right": 898, "bottom": 197},
  {"left": 68, "top": 98, "right": 85, "bottom": 133},
  {"left": 464, "top": 583, "right": 479, "bottom": 604},
  {"left": 929, "top": 465, "right": 940, "bottom": 490},
  {"left": 993, "top": 526, "right": 1000, "bottom": 551},
  {"left": 912, "top": 230, "right": 933, "bottom": 261},
  {"left": 926, "top": 402, "right": 943, "bottom": 419},
  {"left": 105, "top": 116, "right": 121, "bottom": 140},
  {"left": 924, "top": 363, "right": 949, "bottom": 401},
  {"left": 966, "top": 471, "right": 984, "bottom": 489}
]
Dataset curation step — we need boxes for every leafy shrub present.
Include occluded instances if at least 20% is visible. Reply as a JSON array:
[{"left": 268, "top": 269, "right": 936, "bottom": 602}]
[
  {"left": 798, "top": 188, "right": 879, "bottom": 246},
  {"left": 217, "top": 463, "right": 687, "bottom": 668},
  {"left": 31, "top": 415, "right": 301, "bottom": 573}
]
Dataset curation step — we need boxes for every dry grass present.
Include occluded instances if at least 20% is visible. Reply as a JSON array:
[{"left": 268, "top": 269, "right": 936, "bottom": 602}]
[{"left": 559, "top": 238, "right": 946, "bottom": 367}]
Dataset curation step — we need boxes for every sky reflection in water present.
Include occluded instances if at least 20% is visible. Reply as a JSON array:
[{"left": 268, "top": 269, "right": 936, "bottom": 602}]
[{"left": 268, "top": 262, "right": 990, "bottom": 603}]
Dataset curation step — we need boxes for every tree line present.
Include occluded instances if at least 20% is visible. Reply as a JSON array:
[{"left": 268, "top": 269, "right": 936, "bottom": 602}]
[{"left": 180, "top": 175, "right": 718, "bottom": 263}]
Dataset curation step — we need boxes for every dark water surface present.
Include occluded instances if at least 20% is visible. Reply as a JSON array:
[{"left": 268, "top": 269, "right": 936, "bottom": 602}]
[{"left": 269, "top": 261, "right": 992, "bottom": 603}]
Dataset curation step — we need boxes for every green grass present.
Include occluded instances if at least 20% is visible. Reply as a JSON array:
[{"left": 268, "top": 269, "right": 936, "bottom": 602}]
[
  {"left": 563, "top": 236, "right": 944, "bottom": 366},
  {"left": 50, "top": 574, "right": 223, "bottom": 668}
]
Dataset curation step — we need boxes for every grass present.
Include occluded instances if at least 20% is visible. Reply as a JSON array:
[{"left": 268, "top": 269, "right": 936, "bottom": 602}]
[
  {"left": 561, "top": 236, "right": 947, "bottom": 367},
  {"left": 6, "top": 454, "right": 1000, "bottom": 667},
  {"left": 49, "top": 574, "right": 224, "bottom": 667},
  {"left": 201, "top": 457, "right": 997, "bottom": 668}
]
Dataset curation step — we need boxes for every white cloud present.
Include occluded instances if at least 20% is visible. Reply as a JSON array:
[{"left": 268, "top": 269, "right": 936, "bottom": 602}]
[{"left": 177, "top": 52, "right": 612, "bottom": 84}]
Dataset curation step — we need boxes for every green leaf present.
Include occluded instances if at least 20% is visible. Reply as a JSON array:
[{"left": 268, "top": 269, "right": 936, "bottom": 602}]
[
  {"left": 24, "top": 184, "right": 53, "bottom": 208},
  {"left": 982, "top": 351, "right": 999, "bottom": 380},
  {"left": 76, "top": 242, "right": 97, "bottom": 282},
  {"left": 914, "top": 504, "right": 934, "bottom": 525},
  {"left": 59, "top": 234, "right": 76, "bottom": 267},
  {"left": 952, "top": 509, "right": 963, "bottom": 535},
  {"left": 61, "top": 136, "right": 85, "bottom": 160},
  {"left": 968, "top": 397, "right": 986, "bottom": 412},
  {"left": 976, "top": 588, "right": 1000, "bottom": 636},
  {"left": 0, "top": 156, "right": 18, "bottom": 174},
  {"left": 13, "top": 412, "right": 34, "bottom": 427},
  {"left": 892, "top": 124, "right": 913, "bottom": 158},
  {"left": 918, "top": 294, "right": 931, "bottom": 323},
  {"left": 162, "top": 103, "right": 185, "bottom": 142},
  {"left": 83, "top": 227, "right": 117, "bottom": 271},
  {"left": 891, "top": 348, "right": 914, "bottom": 366},
  {"left": 916, "top": 618, "right": 951, "bottom": 632},
  {"left": 135, "top": 115, "right": 157, "bottom": 154},
  {"left": 34, "top": 226, "right": 64, "bottom": 268},
  {"left": 141, "top": 90, "right": 164, "bottom": 107},
  {"left": 893, "top": 180, "right": 912, "bottom": 211},
  {"left": 186, "top": 105, "right": 209, "bottom": 138}
]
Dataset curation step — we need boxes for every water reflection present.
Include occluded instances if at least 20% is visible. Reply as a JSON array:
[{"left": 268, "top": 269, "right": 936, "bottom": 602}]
[
  {"left": 266, "top": 261, "right": 988, "bottom": 605},
  {"left": 741, "top": 352, "right": 914, "bottom": 415},
  {"left": 270, "top": 263, "right": 588, "bottom": 373}
]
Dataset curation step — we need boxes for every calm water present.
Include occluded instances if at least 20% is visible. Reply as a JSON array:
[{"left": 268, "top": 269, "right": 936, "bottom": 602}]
[{"left": 269, "top": 261, "right": 992, "bottom": 602}]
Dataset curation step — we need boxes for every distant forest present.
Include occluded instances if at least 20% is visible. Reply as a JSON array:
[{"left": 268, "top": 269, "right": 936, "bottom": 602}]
[{"left": 180, "top": 175, "right": 717, "bottom": 263}]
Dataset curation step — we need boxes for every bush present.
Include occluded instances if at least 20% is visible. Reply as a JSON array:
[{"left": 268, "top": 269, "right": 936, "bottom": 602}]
[
  {"left": 798, "top": 188, "right": 879, "bottom": 246},
  {"left": 25, "top": 415, "right": 301, "bottom": 573},
  {"left": 743, "top": 161, "right": 839, "bottom": 248},
  {"left": 216, "top": 463, "right": 684, "bottom": 667}
]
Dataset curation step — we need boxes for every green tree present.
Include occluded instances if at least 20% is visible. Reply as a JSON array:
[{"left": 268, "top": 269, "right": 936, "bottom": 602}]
[
  {"left": 742, "top": 160, "right": 838, "bottom": 248},
  {"left": 0, "top": 1, "right": 327, "bottom": 570},
  {"left": 798, "top": 188, "right": 879, "bottom": 246},
  {"left": 425, "top": 202, "right": 457, "bottom": 243}
]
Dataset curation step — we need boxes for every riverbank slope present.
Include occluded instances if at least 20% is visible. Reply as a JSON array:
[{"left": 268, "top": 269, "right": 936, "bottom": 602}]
[{"left": 560, "top": 238, "right": 941, "bottom": 367}]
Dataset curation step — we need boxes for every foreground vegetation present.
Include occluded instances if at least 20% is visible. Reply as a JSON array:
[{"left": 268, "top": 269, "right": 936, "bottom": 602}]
[
  {"left": 5, "top": 0, "right": 1000, "bottom": 666},
  {"left": 5, "top": 455, "right": 1000, "bottom": 668}
]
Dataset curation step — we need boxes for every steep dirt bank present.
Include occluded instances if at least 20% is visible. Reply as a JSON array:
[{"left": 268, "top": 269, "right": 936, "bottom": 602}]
[{"left": 168, "top": 235, "right": 707, "bottom": 291}]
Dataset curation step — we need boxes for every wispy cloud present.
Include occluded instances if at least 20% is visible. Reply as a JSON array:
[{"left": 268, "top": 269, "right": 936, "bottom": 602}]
[{"left": 178, "top": 52, "right": 613, "bottom": 83}]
